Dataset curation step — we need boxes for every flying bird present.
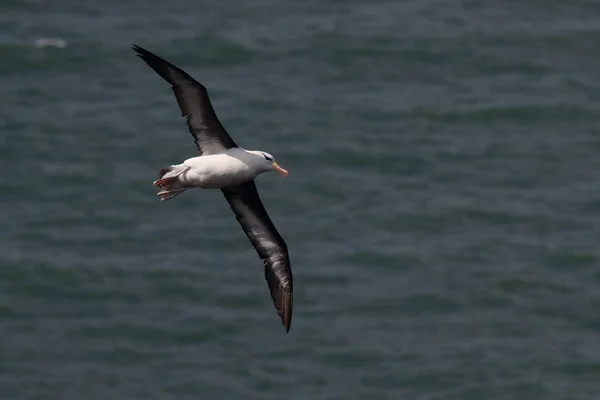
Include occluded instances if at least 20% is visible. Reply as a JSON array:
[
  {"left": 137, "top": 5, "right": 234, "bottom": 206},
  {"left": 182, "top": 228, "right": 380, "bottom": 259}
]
[{"left": 132, "top": 44, "right": 293, "bottom": 332}]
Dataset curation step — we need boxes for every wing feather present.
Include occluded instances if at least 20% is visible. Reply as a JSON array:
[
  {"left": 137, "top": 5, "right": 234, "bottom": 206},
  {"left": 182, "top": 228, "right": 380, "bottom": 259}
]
[
  {"left": 132, "top": 44, "right": 237, "bottom": 155},
  {"left": 221, "top": 181, "right": 293, "bottom": 332}
]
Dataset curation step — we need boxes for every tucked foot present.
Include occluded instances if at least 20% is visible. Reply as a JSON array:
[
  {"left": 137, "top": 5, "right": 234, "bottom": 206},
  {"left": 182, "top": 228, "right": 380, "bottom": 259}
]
[
  {"left": 153, "top": 176, "right": 174, "bottom": 187},
  {"left": 157, "top": 188, "right": 187, "bottom": 201}
]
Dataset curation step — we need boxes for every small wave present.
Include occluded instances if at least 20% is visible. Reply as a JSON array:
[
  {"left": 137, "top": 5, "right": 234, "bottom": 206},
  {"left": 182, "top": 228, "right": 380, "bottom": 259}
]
[{"left": 33, "top": 38, "right": 67, "bottom": 49}]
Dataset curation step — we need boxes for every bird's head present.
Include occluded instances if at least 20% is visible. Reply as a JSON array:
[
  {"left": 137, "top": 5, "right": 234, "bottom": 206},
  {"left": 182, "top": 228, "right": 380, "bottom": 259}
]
[{"left": 251, "top": 151, "right": 289, "bottom": 177}]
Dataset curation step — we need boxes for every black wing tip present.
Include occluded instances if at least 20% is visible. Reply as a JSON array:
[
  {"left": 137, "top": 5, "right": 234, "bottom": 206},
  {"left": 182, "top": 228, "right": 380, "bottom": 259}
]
[
  {"left": 283, "top": 314, "right": 292, "bottom": 333},
  {"left": 131, "top": 43, "right": 143, "bottom": 54},
  {"left": 279, "top": 290, "right": 293, "bottom": 333},
  {"left": 130, "top": 44, "right": 177, "bottom": 87},
  {"left": 268, "top": 272, "right": 293, "bottom": 333},
  {"left": 131, "top": 44, "right": 154, "bottom": 60},
  {"left": 131, "top": 43, "right": 145, "bottom": 53},
  {"left": 131, "top": 44, "right": 168, "bottom": 67}
]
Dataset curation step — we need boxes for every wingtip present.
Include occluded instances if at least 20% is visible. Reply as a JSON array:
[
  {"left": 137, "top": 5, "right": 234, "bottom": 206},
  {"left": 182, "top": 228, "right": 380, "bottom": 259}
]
[
  {"left": 131, "top": 44, "right": 149, "bottom": 58},
  {"left": 280, "top": 292, "right": 293, "bottom": 333}
]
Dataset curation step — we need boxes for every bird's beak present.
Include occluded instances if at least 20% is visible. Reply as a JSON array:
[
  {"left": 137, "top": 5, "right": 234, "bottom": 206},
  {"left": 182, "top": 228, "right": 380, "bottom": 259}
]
[{"left": 272, "top": 162, "right": 289, "bottom": 178}]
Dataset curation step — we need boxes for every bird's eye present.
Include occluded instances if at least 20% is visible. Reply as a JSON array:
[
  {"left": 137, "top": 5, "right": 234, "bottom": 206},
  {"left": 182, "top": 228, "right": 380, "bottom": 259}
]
[{"left": 264, "top": 155, "right": 273, "bottom": 162}]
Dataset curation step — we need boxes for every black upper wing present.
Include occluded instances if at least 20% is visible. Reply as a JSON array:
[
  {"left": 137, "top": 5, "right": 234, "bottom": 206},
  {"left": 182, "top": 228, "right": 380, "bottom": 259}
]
[
  {"left": 221, "top": 180, "right": 293, "bottom": 332},
  {"left": 132, "top": 44, "right": 237, "bottom": 155}
]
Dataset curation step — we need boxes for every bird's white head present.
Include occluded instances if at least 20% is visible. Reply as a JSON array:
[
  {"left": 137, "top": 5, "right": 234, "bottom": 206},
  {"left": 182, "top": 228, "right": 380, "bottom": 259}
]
[{"left": 250, "top": 150, "right": 289, "bottom": 178}]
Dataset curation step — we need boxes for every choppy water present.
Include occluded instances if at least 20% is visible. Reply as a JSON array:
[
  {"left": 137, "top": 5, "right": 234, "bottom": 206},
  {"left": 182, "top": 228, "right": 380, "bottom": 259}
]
[{"left": 2, "top": 1, "right": 600, "bottom": 399}]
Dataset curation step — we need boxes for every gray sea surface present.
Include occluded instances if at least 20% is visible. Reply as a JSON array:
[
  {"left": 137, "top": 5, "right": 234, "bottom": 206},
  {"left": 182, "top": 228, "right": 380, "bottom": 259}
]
[{"left": 1, "top": 1, "right": 600, "bottom": 399}]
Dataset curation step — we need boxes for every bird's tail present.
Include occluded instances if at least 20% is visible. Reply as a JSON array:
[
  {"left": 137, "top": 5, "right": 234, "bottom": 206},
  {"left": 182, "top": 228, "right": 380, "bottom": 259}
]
[
  {"left": 153, "top": 165, "right": 189, "bottom": 188},
  {"left": 153, "top": 164, "right": 190, "bottom": 201}
]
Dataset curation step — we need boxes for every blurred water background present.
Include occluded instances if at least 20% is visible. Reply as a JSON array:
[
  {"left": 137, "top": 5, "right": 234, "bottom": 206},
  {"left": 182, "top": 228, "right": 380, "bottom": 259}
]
[{"left": 1, "top": 0, "right": 600, "bottom": 399}]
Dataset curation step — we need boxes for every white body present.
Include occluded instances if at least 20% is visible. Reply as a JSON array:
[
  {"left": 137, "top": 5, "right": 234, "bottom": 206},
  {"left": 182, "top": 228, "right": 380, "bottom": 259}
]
[
  {"left": 177, "top": 148, "right": 270, "bottom": 189},
  {"left": 154, "top": 147, "right": 285, "bottom": 200}
]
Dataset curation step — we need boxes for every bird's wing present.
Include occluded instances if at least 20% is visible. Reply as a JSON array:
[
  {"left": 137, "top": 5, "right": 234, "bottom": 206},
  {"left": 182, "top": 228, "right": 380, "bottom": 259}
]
[
  {"left": 132, "top": 44, "right": 237, "bottom": 155},
  {"left": 221, "top": 180, "right": 293, "bottom": 332}
]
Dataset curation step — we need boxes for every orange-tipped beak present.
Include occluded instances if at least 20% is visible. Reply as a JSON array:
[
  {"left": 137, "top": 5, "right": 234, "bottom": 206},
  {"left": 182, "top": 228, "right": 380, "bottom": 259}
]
[{"left": 272, "top": 162, "right": 289, "bottom": 178}]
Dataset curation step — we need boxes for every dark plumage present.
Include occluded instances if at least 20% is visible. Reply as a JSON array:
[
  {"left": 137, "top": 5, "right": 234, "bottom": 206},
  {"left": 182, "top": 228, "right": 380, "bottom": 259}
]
[
  {"left": 133, "top": 44, "right": 237, "bottom": 155},
  {"left": 222, "top": 181, "right": 293, "bottom": 332}
]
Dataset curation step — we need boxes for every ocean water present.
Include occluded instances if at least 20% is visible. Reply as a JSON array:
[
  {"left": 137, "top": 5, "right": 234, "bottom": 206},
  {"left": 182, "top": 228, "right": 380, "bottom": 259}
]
[{"left": 1, "top": 1, "right": 600, "bottom": 399}]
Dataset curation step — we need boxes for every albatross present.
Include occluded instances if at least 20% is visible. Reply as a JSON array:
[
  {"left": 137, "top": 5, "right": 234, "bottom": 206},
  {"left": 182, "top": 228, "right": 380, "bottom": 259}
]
[{"left": 132, "top": 44, "right": 293, "bottom": 332}]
